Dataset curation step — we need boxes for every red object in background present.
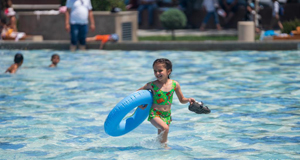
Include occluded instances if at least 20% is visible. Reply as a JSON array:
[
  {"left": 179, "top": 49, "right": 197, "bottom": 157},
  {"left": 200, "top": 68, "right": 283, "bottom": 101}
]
[{"left": 4, "top": 8, "right": 9, "bottom": 15}]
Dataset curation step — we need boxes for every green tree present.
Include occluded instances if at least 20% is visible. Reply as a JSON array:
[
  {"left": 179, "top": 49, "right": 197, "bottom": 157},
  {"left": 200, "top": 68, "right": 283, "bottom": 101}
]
[
  {"left": 159, "top": 9, "right": 187, "bottom": 40},
  {"left": 282, "top": 18, "right": 300, "bottom": 34},
  {"left": 60, "top": 0, "right": 125, "bottom": 11}
]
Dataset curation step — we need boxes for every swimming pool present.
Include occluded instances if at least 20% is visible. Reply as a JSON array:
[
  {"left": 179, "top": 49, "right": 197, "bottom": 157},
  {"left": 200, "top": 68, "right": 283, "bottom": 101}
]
[{"left": 0, "top": 49, "right": 299, "bottom": 159}]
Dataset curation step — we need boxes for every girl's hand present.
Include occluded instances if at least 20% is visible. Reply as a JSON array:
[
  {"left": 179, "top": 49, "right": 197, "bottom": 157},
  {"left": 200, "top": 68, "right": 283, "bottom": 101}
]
[
  {"left": 189, "top": 98, "right": 195, "bottom": 105},
  {"left": 138, "top": 104, "right": 148, "bottom": 110}
]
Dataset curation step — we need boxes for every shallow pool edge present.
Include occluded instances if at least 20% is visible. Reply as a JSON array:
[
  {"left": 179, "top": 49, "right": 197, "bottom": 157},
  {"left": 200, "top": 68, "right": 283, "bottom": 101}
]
[{"left": 0, "top": 41, "right": 299, "bottom": 51}]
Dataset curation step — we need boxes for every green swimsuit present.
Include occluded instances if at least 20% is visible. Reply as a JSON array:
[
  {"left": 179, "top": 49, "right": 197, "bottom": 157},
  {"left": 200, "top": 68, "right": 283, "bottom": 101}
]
[{"left": 147, "top": 80, "right": 176, "bottom": 125}]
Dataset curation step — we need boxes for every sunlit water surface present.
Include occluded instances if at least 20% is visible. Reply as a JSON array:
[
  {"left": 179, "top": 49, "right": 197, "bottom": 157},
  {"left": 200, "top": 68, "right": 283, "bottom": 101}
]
[{"left": 0, "top": 49, "right": 299, "bottom": 159}]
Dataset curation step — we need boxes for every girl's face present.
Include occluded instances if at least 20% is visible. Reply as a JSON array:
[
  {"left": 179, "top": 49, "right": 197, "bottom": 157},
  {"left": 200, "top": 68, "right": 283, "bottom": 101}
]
[
  {"left": 51, "top": 56, "right": 60, "bottom": 65},
  {"left": 153, "top": 63, "right": 171, "bottom": 81}
]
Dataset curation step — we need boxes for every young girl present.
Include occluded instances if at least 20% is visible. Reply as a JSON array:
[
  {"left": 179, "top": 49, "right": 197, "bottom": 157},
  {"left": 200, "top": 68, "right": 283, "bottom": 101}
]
[
  {"left": 138, "top": 58, "right": 195, "bottom": 148},
  {"left": 5, "top": 53, "right": 23, "bottom": 74}
]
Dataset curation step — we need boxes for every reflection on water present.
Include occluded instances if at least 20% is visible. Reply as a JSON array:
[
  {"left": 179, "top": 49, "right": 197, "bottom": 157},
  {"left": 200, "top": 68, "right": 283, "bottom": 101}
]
[{"left": 0, "top": 49, "right": 299, "bottom": 159}]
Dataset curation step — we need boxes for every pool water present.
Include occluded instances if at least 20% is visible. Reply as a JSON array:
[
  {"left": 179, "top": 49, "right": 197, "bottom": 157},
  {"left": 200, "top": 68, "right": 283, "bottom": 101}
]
[{"left": 0, "top": 49, "right": 299, "bottom": 159}]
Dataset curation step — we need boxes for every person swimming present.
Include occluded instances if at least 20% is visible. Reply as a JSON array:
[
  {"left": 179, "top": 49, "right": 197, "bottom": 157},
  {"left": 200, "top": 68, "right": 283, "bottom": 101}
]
[
  {"left": 49, "top": 54, "right": 60, "bottom": 67},
  {"left": 5, "top": 53, "right": 23, "bottom": 74}
]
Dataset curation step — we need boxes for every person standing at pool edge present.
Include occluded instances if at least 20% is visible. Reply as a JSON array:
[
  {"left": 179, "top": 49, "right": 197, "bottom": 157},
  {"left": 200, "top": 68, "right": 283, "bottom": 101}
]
[
  {"left": 269, "top": 0, "right": 283, "bottom": 30},
  {"left": 5, "top": 53, "right": 23, "bottom": 74},
  {"left": 65, "top": 0, "right": 95, "bottom": 52},
  {"left": 138, "top": 58, "right": 195, "bottom": 148}
]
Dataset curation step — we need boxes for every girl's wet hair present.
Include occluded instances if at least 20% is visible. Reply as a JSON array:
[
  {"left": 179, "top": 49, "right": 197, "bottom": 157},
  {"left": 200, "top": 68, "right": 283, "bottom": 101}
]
[
  {"left": 153, "top": 58, "right": 172, "bottom": 78},
  {"left": 51, "top": 54, "right": 60, "bottom": 60},
  {"left": 14, "top": 53, "right": 23, "bottom": 63}
]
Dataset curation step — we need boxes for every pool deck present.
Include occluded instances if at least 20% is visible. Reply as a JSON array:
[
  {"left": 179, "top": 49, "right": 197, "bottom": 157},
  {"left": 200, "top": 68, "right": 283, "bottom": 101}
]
[{"left": 1, "top": 29, "right": 300, "bottom": 51}]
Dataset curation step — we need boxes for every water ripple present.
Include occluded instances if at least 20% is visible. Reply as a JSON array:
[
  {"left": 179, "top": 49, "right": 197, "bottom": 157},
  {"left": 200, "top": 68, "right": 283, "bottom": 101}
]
[{"left": 0, "top": 50, "right": 299, "bottom": 159}]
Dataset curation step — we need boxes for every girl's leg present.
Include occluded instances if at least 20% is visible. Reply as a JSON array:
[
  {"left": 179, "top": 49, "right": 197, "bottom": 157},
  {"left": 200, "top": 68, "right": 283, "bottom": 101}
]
[{"left": 150, "top": 117, "right": 169, "bottom": 143}]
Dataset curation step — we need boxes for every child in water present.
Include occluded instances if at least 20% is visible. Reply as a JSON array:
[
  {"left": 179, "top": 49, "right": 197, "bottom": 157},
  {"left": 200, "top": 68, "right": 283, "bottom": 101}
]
[
  {"left": 138, "top": 58, "right": 195, "bottom": 148},
  {"left": 86, "top": 33, "right": 119, "bottom": 50},
  {"left": 49, "top": 54, "right": 60, "bottom": 67},
  {"left": 5, "top": 53, "right": 23, "bottom": 73}
]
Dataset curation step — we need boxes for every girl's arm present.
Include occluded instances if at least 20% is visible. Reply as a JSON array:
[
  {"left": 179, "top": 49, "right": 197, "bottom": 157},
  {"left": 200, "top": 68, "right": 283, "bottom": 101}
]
[
  {"left": 137, "top": 82, "right": 151, "bottom": 91},
  {"left": 5, "top": 67, "right": 11, "bottom": 73},
  {"left": 137, "top": 82, "right": 151, "bottom": 109},
  {"left": 175, "top": 81, "right": 195, "bottom": 104}
]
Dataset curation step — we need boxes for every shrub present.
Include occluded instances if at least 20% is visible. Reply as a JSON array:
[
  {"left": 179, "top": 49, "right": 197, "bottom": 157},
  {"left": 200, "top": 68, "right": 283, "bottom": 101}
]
[
  {"left": 160, "top": 8, "right": 187, "bottom": 40},
  {"left": 91, "top": 0, "right": 125, "bottom": 11},
  {"left": 282, "top": 18, "right": 300, "bottom": 34},
  {"left": 60, "top": 0, "right": 126, "bottom": 11}
]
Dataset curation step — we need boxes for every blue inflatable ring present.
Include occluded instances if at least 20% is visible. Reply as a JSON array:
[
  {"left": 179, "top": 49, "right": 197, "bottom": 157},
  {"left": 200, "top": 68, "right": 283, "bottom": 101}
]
[{"left": 104, "top": 90, "right": 153, "bottom": 137}]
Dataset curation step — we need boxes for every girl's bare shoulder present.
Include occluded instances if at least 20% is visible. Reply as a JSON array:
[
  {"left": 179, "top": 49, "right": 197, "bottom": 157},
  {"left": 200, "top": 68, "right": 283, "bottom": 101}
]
[
  {"left": 145, "top": 81, "right": 153, "bottom": 88},
  {"left": 171, "top": 79, "right": 179, "bottom": 85}
]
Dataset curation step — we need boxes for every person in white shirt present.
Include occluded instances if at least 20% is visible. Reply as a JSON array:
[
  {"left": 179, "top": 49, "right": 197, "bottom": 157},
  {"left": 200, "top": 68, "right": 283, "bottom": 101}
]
[
  {"left": 65, "top": 0, "right": 95, "bottom": 51},
  {"left": 269, "top": 0, "right": 283, "bottom": 30}
]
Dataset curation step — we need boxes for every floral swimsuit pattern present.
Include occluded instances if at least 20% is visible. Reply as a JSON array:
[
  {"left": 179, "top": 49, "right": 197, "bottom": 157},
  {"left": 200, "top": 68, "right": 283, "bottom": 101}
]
[
  {"left": 147, "top": 80, "right": 176, "bottom": 125},
  {"left": 148, "top": 108, "right": 172, "bottom": 125}
]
